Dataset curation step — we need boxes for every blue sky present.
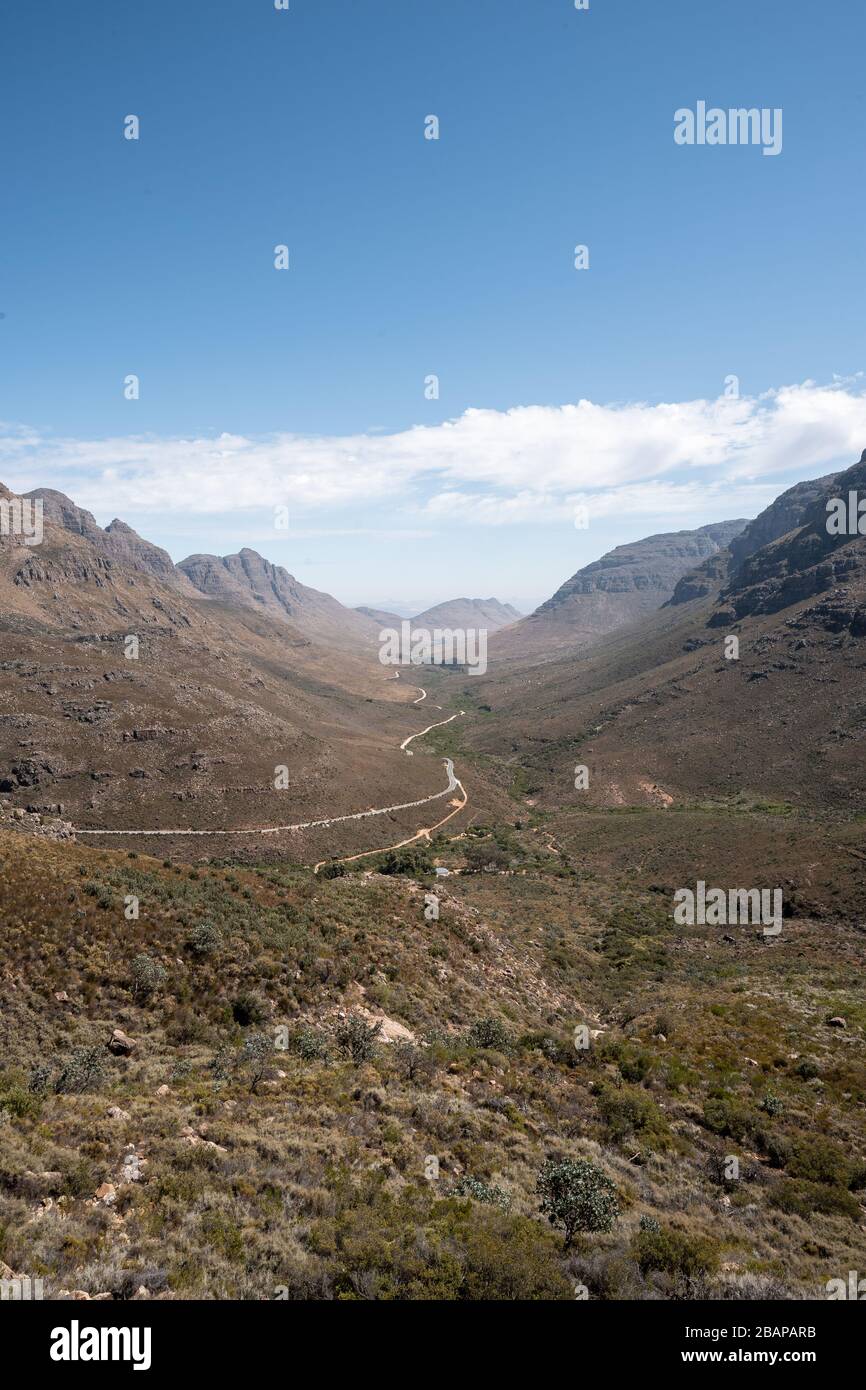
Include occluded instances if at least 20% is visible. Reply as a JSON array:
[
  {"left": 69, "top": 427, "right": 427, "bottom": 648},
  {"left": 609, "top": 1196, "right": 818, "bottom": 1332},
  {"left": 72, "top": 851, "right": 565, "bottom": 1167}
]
[{"left": 2, "top": 0, "right": 865, "bottom": 611}]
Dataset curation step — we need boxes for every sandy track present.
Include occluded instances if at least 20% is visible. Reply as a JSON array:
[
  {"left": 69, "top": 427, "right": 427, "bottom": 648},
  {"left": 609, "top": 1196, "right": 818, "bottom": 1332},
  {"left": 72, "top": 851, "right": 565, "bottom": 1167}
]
[{"left": 75, "top": 691, "right": 467, "bottom": 849}]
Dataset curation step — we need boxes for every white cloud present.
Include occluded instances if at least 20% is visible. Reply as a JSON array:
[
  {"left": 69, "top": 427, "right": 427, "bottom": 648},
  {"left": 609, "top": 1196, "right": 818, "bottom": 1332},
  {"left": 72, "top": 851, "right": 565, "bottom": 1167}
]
[{"left": 1, "top": 380, "right": 864, "bottom": 527}]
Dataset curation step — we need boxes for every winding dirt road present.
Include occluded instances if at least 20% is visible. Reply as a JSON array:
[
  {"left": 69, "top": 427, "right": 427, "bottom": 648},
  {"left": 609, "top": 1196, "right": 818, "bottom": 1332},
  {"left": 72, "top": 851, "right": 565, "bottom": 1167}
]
[{"left": 75, "top": 691, "right": 468, "bottom": 859}]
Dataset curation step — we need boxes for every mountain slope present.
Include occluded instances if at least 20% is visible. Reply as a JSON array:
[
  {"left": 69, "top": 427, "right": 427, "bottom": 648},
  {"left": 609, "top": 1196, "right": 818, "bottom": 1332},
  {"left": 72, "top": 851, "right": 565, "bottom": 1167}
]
[
  {"left": 463, "top": 456, "right": 866, "bottom": 813},
  {"left": 178, "top": 549, "right": 380, "bottom": 649},
  {"left": 492, "top": 520, "right": 749, "bottom": 663}
]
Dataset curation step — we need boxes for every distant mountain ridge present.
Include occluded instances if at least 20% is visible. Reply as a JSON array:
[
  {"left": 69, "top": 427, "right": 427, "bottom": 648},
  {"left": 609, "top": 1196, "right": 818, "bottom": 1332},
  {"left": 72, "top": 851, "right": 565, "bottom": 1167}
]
[
  {"left": 411, "top": 597, "right": 521, "bottom": 631},
  {"left": 356, "top": 598, "right": 521, "bottom": 633}
]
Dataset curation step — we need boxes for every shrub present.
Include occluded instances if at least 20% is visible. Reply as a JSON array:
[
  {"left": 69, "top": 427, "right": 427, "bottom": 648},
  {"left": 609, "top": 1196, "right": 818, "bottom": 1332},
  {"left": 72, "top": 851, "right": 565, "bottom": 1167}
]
[
  {"left": 631, "top": 1226, "right": 719, "bottom": 1281},
  {"left": 53, "top": 1045, "right": 106, "bottom": 1095},
  {"left": 28, "top": 1063, "right": 53, "bottom": 1096},
  {"left": 761, "top": 1091, "right": 784, "bottom": 1117},
  {"left": 240, "top": 1031, "right": 273, "bottom": 1094},
  {"left": 596, "top": 1083, "right": 671, "bottom": 1149},
  {"left": 537, "top": 1156, "right": 619, "bottom": 1248},
  {"left": 787, "top": 1136, "right": 852, "bottom": 1187},
  {"left": 376, "top": 847, "right": 433, "bottom": 877},
  {"left": 702, "top": 1095, "right": 756, "bottom": 1142},
  {"left": 186, "top": 920, "right": 222, "bottom": 958},
  {"left": 288, "top": 1026, "right": 330, "bottom": 1061},
  {"left": 130, "top": 953, "right": 167, "bottom": 1000},
  {"left": 318, "top": 862, "right": 347, "bottom": 879},
  {"left": 0, "top": 1082, "right": 42, "bottom": 1119},
  {"left": 462, "top": 841, "right": 511, "bottom": 873},
  {"left": 467, "top": 1017, "right": 510, "bottom": 1051},
  {"left": 336, "top": 1016, "right": 382, "bottom": 1066},
  {"left": 393, "top": 1042, "right": 436, "bottom": 1084},
  {"left": 769, "top": 1179, "right": 860, "bottom": 1221},
  {"left": 451, "top": 1176, "right": 511, "bottom": 1211}
]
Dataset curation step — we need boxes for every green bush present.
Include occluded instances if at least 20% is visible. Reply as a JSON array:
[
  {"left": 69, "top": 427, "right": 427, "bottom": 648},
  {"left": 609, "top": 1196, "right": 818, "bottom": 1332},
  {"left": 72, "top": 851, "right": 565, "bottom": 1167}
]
[
  {"left": 53, "top": 1045, "right": 107, "bottom": 1095},
  {"left": 376, "top": 847, "right": 433, "bottom": 877},
  {"left": 288, "top": 1026, "right": 330, "bottom": 1061},
  {"left": 631, "top": 1226, "right": 719, "bottom": 1281},
  {"left": 318, "top": 862, "right": 347, "bottom": 879},
  {"left": 770, "top": 1179, "right": 860, "bottom": 1221},
  {"left": 186, "top": 920, "right": 222, "bottom": 957},
  {"left": 467, "top": 1017, "right": 510, "bottom": 1051},
  {"left": 702, "top": 1095, "right": 757, "bottom": 1142},
  {"left": 787, "top": 1136, "right": 852, "bottom": 1187},
  {"left": 597, "top": 1083, "right": 671, "bottom": 1149},
  {"left": 451, "top": 1176, "right": 511, "bottom": 1211}
]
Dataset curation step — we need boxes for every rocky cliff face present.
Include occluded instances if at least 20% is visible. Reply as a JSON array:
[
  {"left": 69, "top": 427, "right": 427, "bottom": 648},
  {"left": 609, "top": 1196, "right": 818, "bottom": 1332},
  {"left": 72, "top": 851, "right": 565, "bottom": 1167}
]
[
  {"left": 22, "top": 489, "right": 193, "bottom": 591},
  {"left": 493, "top": 519, "right": 748, "bottom": 662},
  {"left": 711, "top": 452, "right": 866, "bottom": 626},
  {"left": 539, "top": 521, "right": 747, "bottom": 611},
  {"left": 728, "top": 474, "right": 840, "bottom": 571}
]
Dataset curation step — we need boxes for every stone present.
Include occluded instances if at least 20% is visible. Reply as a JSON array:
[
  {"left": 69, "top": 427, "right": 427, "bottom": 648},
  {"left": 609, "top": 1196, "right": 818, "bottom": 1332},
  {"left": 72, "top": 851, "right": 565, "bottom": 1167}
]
[{"left": 107, "top": 1028, "right": 136, "bottom": 1055}]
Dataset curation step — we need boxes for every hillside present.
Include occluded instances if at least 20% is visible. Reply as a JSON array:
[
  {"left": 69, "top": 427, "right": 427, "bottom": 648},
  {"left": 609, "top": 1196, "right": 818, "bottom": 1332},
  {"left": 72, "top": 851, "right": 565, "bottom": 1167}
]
[
  {"left": 2, "top": 465, "right": 865, "bottom": 1305},
  {"left": 1, "top": 818, "right": 864, "bottom": 1301}
]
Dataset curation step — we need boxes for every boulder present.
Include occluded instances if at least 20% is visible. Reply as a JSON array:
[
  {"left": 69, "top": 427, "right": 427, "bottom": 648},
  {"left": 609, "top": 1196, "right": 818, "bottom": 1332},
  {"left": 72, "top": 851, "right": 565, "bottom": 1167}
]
[{"left": 107, "top": 1028, "right": 136, "bottom": 1056}]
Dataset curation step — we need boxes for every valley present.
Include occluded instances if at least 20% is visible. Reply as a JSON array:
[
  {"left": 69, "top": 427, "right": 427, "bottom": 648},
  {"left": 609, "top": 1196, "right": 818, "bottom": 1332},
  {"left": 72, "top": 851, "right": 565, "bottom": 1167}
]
[{"left": 1, "top": 457, "right": 865, "bottom": 1304}]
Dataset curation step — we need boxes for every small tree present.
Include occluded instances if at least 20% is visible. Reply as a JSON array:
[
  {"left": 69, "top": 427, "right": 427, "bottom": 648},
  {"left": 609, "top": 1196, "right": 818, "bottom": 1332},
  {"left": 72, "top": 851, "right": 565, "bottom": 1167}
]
[
  {"left": 240, "top": 1031, "right": 273, "bottom": 1094},
  {"left": 537, "top": 1156, "right": 618, "bottom": 1248}
]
